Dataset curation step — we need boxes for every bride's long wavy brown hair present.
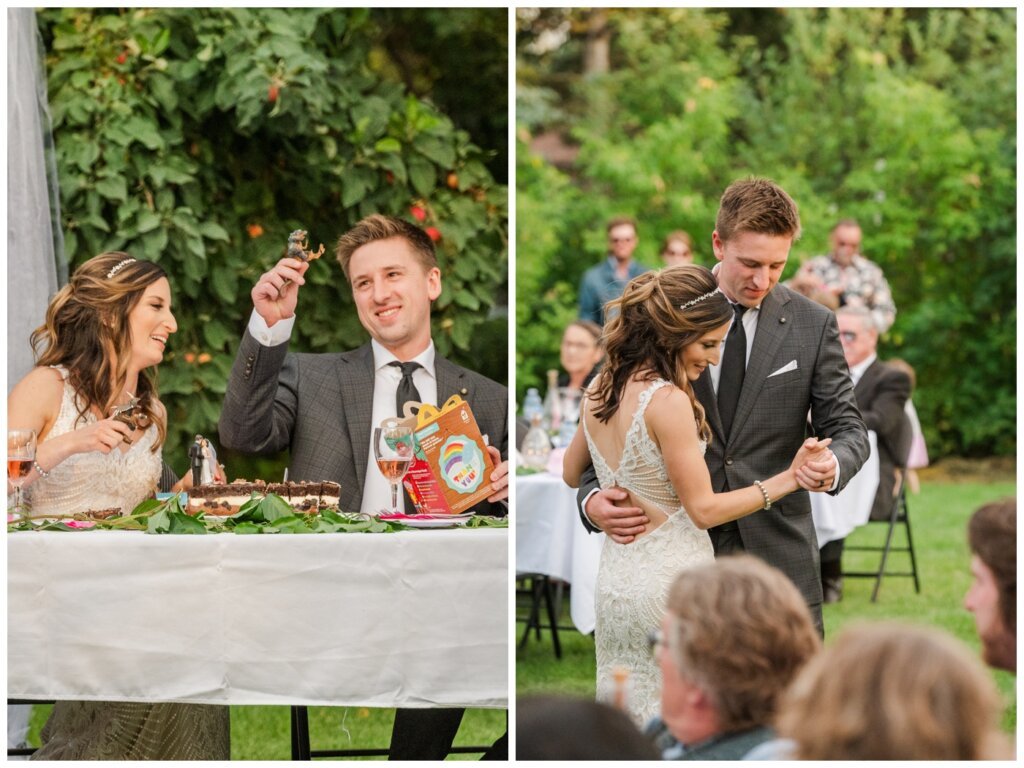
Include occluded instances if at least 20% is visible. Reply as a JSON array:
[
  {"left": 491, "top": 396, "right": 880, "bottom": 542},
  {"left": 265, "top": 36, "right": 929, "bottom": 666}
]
[
  {"left": 590, "top": 265, "right": 732, "bottom": 442},
  {"left": 30, "top": 252, "right": 169, "bottom": 451}
]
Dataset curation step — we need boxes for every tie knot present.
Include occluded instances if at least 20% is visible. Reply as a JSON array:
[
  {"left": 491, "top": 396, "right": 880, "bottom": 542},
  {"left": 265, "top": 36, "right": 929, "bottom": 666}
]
[
  {"left": 389, "top": 361, "right": 422, "bottom": 377},
  {"left": 733, "top": 303, "right": 748, "bottom": 319}
]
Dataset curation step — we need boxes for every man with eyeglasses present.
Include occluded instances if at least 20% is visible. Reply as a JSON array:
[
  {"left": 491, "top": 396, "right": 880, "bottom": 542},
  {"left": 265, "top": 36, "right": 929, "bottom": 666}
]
[
  {"left": 791, "top": 219, "right": 897, "bottom": 333},
  {"left": 644, "top": 556, "right": 820, "bottom": 760},
  {"left": 821, "top": 306, "right": 912, "bottom": 602},
  {"left": 578, "top": 216, "right": 649, "bottom": 325}
]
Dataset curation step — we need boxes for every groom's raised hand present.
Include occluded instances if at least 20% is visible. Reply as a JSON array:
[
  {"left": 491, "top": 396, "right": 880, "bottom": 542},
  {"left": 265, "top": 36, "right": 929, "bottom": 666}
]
[
  {"left": 252, "top": 256, "right": 311, "bottom": 327},
  {"left": 584, "top": 487, "right": 649, "bottom": 544}
]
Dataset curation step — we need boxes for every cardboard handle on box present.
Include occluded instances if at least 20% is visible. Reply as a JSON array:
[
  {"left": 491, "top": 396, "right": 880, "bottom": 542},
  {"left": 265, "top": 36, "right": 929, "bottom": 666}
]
[{"left": 415, "top": 394, "right": 465, "bottom": 428}]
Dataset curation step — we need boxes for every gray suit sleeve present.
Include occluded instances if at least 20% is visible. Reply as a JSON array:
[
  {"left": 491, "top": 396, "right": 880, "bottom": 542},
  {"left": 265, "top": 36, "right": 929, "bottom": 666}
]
[
  {"left": 810, "top": 313, "right": 870, "bottom": 493},
  {"left": 575, "top": 463, "right": 602, "bottom": 533},
  {"left": 218, "top": 329, "right": 298, "bottom": 455}
]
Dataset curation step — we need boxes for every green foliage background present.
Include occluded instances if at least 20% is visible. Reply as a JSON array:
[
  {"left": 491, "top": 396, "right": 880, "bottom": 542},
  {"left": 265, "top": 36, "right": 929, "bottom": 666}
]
[
  {"left": 516, "top": 7, "right": 1015, "bottom": 458},
  {"left": 37, "top": 7, "right": 508, "bottom": 477}
]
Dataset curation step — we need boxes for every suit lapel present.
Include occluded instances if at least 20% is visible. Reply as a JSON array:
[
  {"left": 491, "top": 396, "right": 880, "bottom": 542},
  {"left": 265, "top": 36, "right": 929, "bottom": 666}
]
[
  {"left": 336, "top": 344, "right": 375, "bottom": 496},
  {"left": 435, "top": 355, "right": 468, "bottom": 404},
  {"left": 728, "top": 288, "right": 791, "bottom": 444}
]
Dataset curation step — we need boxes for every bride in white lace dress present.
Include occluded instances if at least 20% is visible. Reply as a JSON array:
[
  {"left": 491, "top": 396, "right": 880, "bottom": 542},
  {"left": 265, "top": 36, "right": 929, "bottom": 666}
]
[
  {"left": 564, "top": 266, "right": 830, "bottom": 726},
  {"left": 8, "top": 252, "right": 229, "bottom": 760}
]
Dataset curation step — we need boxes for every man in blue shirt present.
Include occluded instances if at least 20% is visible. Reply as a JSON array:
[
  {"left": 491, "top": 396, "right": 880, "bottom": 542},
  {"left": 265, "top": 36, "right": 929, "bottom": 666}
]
[{"left": 578, "top": 216, "right": 649, "bottom": 325}]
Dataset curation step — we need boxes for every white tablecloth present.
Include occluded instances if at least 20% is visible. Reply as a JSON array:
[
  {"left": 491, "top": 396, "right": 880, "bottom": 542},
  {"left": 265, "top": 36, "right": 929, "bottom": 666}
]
[
  {"left": 8, "top": 528, "right": 507, "bottom": 708},
  {"left": 811, "top": 430, "right": 880, "bottom": 546},
  {"left": 515, "top": 472, "right": 604, "bottom": 634}
]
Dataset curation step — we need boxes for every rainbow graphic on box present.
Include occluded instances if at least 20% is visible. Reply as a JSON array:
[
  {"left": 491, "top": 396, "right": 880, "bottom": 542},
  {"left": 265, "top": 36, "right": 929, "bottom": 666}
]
[{"left": 439, "top": 435, "right": 485, "bottom": 493}]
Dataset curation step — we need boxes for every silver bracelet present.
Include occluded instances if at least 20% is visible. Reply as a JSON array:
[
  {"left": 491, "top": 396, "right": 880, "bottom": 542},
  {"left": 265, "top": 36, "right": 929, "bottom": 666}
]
[
  {"left": 33, "top": 460, "right": 51, "bottom": 478},
  {"left": 753, "top": 479, "right": 771, "bottom": 510}
]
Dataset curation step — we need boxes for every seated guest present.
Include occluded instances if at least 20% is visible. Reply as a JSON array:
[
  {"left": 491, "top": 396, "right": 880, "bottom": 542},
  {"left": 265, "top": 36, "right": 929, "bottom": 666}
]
[
  {"left": 819, "top": 305, "right": 912, "bottom": 602},
  {"left": 645, "top": 555, "right": 820, "bottom": 760},
  {"left": 8, "top": 252, "right": 228, "bottom": 759},
  {"left": 775, "top": 622, "right": 1010, "bottom": 760},
  {"left": 558, "top": 318, "right": 603, "bottom": 391},
  {"left": 659, "top": 230, "right": 695, "bottom": 267},
  {"left": 965, "top": 498, "right": 1016, "bottom": 673},
  {"left": 517, "top": 695, "right": 659, "bottom": 760},
  {"left": 219, "top": 214, "right": 510, "bottom": 760}
]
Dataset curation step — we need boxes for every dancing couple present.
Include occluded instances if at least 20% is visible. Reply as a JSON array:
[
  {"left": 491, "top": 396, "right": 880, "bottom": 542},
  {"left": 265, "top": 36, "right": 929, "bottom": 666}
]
[{"left": 565, "top": 178, "right": 869, "bottom": 725}]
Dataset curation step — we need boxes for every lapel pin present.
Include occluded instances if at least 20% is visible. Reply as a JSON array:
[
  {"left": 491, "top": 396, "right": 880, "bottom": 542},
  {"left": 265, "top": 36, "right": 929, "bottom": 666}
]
[
  {"left": 779, "top": 316, "right": 787, "bottom": 324},
  {"left": 460, "top": 387, "right": 468, "bottom": 396}
]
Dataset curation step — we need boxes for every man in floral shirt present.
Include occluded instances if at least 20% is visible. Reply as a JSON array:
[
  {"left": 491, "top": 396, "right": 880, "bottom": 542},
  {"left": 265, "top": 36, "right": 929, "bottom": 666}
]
[{"left": 790, "top": 219, "right": 896, "bottom": 333}]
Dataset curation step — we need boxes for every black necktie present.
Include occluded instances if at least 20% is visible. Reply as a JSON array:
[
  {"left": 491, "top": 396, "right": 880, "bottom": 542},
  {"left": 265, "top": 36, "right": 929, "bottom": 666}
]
[
  {"left": 718, "top": 303, "right": 748, "bottom": 437},
  {"left": 390, "top": 361, "right": 423, "bottom": 419}
]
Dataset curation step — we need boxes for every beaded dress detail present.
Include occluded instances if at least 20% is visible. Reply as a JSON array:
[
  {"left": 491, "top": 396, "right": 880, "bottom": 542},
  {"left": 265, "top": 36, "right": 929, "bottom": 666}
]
[
  {"left": 26, "top": 366, "right": 160, "bottom": 516},
  {"left": 28, "top": 367, "right": 229, "bottom": 761},
  {"left": 584, "top": 379, "right": 714, "bottom": 727}
]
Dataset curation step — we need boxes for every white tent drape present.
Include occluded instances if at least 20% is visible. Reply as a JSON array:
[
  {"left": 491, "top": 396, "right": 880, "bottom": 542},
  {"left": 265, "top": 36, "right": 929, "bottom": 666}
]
[{"left": 7, "top": 7, "right": 65, "bottom": 394}]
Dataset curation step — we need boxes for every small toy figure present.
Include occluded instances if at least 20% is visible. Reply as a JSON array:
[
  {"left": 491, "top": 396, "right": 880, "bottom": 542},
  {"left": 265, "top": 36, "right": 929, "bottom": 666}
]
[{"left": 278, "top": 228, "right": 325, "bottom": 297}]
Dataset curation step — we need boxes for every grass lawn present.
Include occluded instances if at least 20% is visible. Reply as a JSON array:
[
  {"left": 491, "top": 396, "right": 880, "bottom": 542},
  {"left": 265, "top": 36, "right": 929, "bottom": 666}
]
[
  {"left": 515, "top": 471, "right": 1017, "bottom": 734},
  {"left": 26, "top": 705, "right": 506, "bottom": 760}
]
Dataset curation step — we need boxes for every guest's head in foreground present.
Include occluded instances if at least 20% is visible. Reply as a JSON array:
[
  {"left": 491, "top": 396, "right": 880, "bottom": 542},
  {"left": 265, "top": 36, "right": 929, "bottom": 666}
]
[
  {"left": 516, "top": 694, "right": 659, "bottom": 760},
  {"left": 966, "top": 498, "right": 1016, "bottom": 672},
  {"left": 559, "top": 319, "right": 604, "bottom": 390},
  {"left": 775, "top": 621, "right": 1009, "bottom": 760},
  {"left": 660, "top": 230, "right": 695, "bottom": 267},
  {"left": 594, "top": 265, "right": 732, "bottom": 437},
  {"left": 30, "top": 251, "right": 175, "bottom": 448},
  {"left": 653, "top": 555, "right": 820, "bottom": 755},
  {"left": 712, "top": 177, "right": 801, "bottom": 309},
  {"left": 335, "top": 214, "right": 442, "bottom": 361}
]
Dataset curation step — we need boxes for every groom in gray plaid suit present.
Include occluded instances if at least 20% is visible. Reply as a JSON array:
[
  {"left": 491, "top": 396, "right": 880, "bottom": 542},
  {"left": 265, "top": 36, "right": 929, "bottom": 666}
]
[
  {"left": 220, "top": 214, "right": 509, "bottom": 759},
  {"left": 581, "top": 179, "right": 869, "bottom": 633}
]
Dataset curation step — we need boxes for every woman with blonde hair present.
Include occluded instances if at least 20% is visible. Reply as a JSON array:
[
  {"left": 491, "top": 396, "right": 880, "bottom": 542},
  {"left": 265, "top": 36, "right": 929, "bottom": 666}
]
[
  {"left": 9, "top": 252, "right": 229, "bottom": 759},
  {"left": 775, "top": 622, "right": 1010, "bottom": 760},
  {"left": 563, "top": 264, "right": 831, "bottom": 726}
]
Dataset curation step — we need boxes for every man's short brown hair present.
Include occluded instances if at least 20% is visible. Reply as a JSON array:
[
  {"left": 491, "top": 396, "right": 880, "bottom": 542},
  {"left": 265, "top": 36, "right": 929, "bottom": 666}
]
[
  {"left": 968, "top": 498, "right": 1016, "bottom": 633},
  {"left": 715, "top": 178, "right": 801, "bottom": 243},
  {"left": 605, "top": 216, "right": 638, "bottom": 235},
  {"left": 665, "top": 554, "right": 820, "bottom": 733},
  {"left": 335, "top": 214, "right": 438, "bottom": 280}
]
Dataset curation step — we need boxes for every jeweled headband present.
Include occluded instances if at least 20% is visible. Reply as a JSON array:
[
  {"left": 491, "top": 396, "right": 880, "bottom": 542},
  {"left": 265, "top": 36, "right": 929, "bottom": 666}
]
[
  {"left": 106, "top": 258, "right": 136, "bottom": 279},
  {"left": 680, "top": 287, "right": 720, "bottom": 310}
]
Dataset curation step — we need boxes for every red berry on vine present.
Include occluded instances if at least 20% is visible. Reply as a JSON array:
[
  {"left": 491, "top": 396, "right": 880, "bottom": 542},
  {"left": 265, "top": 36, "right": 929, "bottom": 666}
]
[
  {"left": 116, "top": 52, "right": 127, "bottom": 65},
  {"left": 410, "top": 205, "right": 427, "bottom": 222},
  {"left": 425, "top": 227, "right": 441, "bottom": 242},
  {"left": 268, "top": 84, "right": 279, "bottom": 103}
]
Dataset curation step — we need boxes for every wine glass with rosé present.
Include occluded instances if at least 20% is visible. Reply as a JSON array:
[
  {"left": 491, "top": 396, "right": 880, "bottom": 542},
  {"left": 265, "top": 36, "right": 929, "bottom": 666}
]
[
  {"left": 8, "top": 429, "right": 37, "bottom": 523},
  {"left": 373, "top": 421, "right": 415, "bottom": 514}
]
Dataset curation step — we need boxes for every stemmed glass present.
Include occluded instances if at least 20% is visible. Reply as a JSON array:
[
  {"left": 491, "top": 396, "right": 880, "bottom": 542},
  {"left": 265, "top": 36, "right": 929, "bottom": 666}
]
[
  {"left": 373, "top": 421, "right": 414, "bottom": 514},
  {"left": 8, "top": 430, "right": 37, "bottom": 523}
]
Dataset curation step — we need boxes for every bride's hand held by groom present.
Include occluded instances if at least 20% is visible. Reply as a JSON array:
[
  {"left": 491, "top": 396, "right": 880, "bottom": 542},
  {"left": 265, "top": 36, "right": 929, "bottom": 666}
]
[{"left": 791, "top": 438, "right": 836, "bottom": 492}]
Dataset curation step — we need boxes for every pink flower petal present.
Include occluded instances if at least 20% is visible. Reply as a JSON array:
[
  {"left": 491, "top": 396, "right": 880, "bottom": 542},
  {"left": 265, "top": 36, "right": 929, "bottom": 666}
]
[{"left": 65, "top": 520, "right": 97, "bottom": 529}]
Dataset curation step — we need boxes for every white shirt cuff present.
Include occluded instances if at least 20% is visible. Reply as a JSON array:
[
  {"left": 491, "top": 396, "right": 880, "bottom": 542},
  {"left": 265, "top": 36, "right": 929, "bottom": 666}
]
[
  {"left": 248, "top": 309, "right": 295, "bottom": 347},
  {"left": 829, "top": 453, "right": 841, "bottom": 492},
  {"left": 581, "top": 486, "right": 602, "bottom": 528}
]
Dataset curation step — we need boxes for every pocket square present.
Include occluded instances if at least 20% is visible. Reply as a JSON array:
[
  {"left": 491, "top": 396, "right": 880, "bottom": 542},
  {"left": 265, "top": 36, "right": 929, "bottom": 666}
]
[{"left": 768, "top": 360, "right": 798, "bottom": 377}]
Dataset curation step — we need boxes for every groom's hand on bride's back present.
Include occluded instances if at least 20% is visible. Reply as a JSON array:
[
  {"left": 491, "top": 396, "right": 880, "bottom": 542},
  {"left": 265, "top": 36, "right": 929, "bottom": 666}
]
[{"left": 584, "top": 487, "right": 648, "bottom": 544}]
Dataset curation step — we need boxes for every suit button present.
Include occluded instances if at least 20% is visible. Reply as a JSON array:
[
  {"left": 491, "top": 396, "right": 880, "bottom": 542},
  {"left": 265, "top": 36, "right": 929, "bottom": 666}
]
[{"left": 725, "top": 457, "right": 733, "bottom": 465}]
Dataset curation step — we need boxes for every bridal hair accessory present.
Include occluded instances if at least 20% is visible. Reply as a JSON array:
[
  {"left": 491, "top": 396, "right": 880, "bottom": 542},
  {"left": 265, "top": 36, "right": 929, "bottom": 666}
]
[
  {"left": 106, "top": 258, "right": 136, "bottom": 278},
  {"left": 679, "top": 287, "right": 720, "bottom": 311}
]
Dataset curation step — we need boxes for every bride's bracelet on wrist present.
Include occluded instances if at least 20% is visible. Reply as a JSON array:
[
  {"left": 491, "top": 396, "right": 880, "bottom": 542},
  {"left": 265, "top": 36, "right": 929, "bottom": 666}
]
[
  {"left": 33, "top": 460, "right": 51, "bottom": 478},
  {"left": 753, "top": 479, "right": 771, "bottom": 510}
]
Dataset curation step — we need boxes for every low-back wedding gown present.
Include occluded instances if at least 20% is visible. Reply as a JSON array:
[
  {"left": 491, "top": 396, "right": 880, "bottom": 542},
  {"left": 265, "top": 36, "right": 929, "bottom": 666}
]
[
  {"left": 583, "top": 378, "right": 715, "bottom": 726},
  {"left": 27, "top": 366, "right": 230, "bottom": 760}
]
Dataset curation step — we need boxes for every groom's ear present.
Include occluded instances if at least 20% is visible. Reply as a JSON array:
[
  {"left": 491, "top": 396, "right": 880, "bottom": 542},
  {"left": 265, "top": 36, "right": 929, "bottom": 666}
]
[{"left": 711, "top": 230, "right": 725, "bottom": 262}]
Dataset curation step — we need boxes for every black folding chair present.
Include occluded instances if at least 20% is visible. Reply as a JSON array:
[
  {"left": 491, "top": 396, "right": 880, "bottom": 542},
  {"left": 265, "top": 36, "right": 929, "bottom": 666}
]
[
  {"left": 842, "top": 474, "right": 921, "bottom": 602},
  {"left": 516, "top": 574, "right": 564, "bottom": 658}
]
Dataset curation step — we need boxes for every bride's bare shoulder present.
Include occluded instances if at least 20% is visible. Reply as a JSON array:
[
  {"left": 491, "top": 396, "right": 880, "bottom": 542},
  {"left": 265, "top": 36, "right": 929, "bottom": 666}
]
[{"left": 646, "top": 383, "right": 697, "bottom": 427}]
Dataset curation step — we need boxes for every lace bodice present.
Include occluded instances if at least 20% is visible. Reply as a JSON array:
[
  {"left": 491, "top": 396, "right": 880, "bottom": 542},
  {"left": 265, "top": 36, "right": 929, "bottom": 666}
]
[
  {"left": 26, "top": 366, "right": 161, "bottom": 516},
  {"left": 583, "top": 379, "right": 705, "bottom": 516}
]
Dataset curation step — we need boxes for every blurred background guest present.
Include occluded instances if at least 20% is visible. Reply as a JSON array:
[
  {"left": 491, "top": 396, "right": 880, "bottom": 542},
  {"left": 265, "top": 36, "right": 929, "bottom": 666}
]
[
  {"left": 659, "top": 230, "right": 695, "bottom": 267},
  {"left": 517, "top": 694, "right": 659, "bottom": 760},
  {"left": 790, "top": 218, "right": 896, "bottom": 333},
  {"left": 578, "top": 216, "right": 648, "bottom": 325},
  {"left": 819, "top": 306, "right": 912, "bottom": 603},
  {"left": 774, "top": 622, "right": 1010, "bottom": 760},
  {"left": 965, "top": 498, "right": 1016, "bottom": 673},
  {"left": 558, "top": 319, "right": 604, "bottom": 391},
  {"left": 887, "top": 358, "right": 929, "bottom": 493},
  {"left": 646, "top": 555, "right": 820, "bottom": 760}
]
